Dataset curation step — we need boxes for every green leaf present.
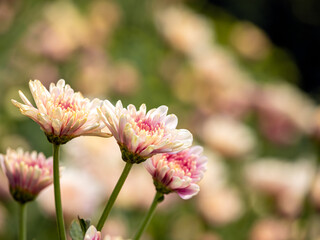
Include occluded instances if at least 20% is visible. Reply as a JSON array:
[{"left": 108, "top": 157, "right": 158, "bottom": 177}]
[
  {"left": 69, "top": 220, "right": 84, "bottom": 240},
  {"left": 78, "top": 216, "right": 91, "bottom": 235}
]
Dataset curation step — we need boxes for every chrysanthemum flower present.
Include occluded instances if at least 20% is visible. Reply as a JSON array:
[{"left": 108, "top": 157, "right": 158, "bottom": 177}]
[
  {"left": 144, "top": 146, "right": 207, "bottom": 199},
  {"left": 84, "top": 226, "right": 101, "bottom": 240},
  {"left": 11, "top": 79, "right": 111, "bottom": 144},
  {"left": 98, "top": 100, "right": 193, "bottom": 163},
  {"left": 0, "top": 148, "right": 53, "bottom": 204}
]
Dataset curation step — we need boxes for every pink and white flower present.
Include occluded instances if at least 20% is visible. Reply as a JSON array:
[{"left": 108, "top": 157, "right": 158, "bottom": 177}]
[
  {"left": 144, "top": 146, "right": 207, "bottom": 199},
  {"left": 11, "top": 79, "right": 111, "bottom": 144},
  {"left": 0, "top": 148, "right": 53, "bottom": 203},
  {"left": 84, "top": 226, "right": 128, "bottom": 240},
  {"left": 84, "top": 226, "right": 101, "bottom": 240},
  {"left": 98, "top": 100, "right": 193, "bottom": 163}
]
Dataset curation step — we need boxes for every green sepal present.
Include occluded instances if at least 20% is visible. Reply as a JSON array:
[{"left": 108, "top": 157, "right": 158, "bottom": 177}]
[
  {"left": 78, "top": 217, "right": 91, "bottom": 235},
  {"left": 119, "top": 143, "right": 147, "bottom": 164},
  {"left": 45, "top": 133, "right": 73, "bottom": 145},
  {"left": 69, "top": 220, "right": 84, "bottom": 240},
  {"left": 153, "top": 179, "right": 172, "bottom": 196},
  {"left": 10, "top": 186, "right": 36, "bottom": 204}
]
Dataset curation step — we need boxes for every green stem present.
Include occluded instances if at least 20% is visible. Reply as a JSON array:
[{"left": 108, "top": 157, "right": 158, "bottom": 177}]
[
  {"left": 133, "top": 191, "right": 163, "bottom": 240},
  {"left": 19, "top": 203, "right": 27, "bottom": 240},
  {"left": 97, "top": 162, "right": 133, "bottom": 231},
  {"left": 53, "top": 144, "right": 67, "bottom": 240}
]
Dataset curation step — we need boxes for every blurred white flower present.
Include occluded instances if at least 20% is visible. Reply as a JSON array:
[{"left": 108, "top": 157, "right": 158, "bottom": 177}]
[
  {"left": 190, "top": 48, "right": 256, "bottom": 117},
  {"left": 230, "top": 22, "right": 271, "bottom": 61},
  {"left": 244, "top": 158, "right": 316, "bottom": 216},
  {"left": 156, "top": 6, "right": 213, "bottom": 57},
  {"left": 37, "top": 168, "right": 104, "bottom": 221},
  {"left": 250, "top": 218, "right": 291, "bottom": 240},
  {"left": 197, "top": 151, "right": 244, "bottom": 225},
  {"left": 198, "top": 187, "right": 243, "bottom": 226},
  {"left": 201, "top": 116, "right": 256, "bottom": 158}
]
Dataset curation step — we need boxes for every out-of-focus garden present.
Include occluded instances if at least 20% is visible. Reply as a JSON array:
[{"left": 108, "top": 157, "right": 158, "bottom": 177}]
[{"left": 1, "top": 0, "right": 320, "bottom": 239}]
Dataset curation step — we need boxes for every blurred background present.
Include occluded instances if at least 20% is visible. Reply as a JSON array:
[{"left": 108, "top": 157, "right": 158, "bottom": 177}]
[{"left": 0, "top": 0, "right": 320, "bottom": 239}]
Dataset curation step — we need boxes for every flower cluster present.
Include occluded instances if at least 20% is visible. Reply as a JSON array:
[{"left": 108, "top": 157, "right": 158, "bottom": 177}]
[
  {"left": 4, "top": 79, "right": 207, "bottom": 240},
  {"left": 0, "top": 148, "right": 53, "bottom": 203}
]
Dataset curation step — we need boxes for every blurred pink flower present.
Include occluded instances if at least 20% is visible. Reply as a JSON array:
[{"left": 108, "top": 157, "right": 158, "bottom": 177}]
[
  {"left": 98, "top": 100, "right": 192, "bottom": 163},
  {"left": 196, "top": 153, "right": 244, "bottom": 225},
  {"left": 84, "top": 226, "right": 128, "bottom": 240},
  {"left": 254, "top": 83, "right": 315, "bottom": 145},
  {"left": 11, "top": 79, "right": 111, "bottom": 144},
  {"left": 311, "top": 107, "right": 320, "bottom": 141},
  {"left": 0, "top": 148, "right": 53, "bottom": 203},
  {"left": 250, "top": 218, "right": 291, "bottom": 240},
  {"left": 144, "top": 146, "right": 207, "bottom": 199},
  {"left": 84, "top": 226, "right": 101, "bottom": 240}
]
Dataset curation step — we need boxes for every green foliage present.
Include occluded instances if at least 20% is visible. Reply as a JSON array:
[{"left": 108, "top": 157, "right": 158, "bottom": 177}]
[
  {"left": 69, "top": 220, "right": 84, "bottom": 240},
  {"left": 78, "top": 217, "right": 91, "bottom": 235},
  {"left": 69, "top": 217, "right": 91, "bottom": 240}
]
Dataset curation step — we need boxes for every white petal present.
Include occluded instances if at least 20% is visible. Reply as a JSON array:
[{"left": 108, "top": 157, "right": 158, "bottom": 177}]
[
  {"left": 143, "top": 159, "right": 156, "bottom": 175},
  {"left": 52, "top": 119, "right": 62, "bottom": 135},
  {"left": 57, "top": 79, "right": 66, "bottom": 89},
  {"left": 169, "top": 176, "right": 183, "bottom": 189},
  {"left": 164, "top": 114, "right": 178, "bottom": 129},
  {"left": 158, "top": 165, "right": 170, "bottom": 181},
  {"left": 139, "top": 104, "right": 147, "bottom": 115},
  {"left": 189, "top": 146, "right": 203, "bottom": 155},
  {"left": 140, "top": 145, "right": 155, "bottom": 157},
  {"left": 19, "top": 90, "right": 33, "bottom": 107}
]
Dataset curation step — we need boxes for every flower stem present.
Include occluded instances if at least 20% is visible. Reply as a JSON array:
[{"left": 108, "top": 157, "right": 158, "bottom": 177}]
[
  {"left": 97, "top": 162, "right": 133, "bottom": 231},
  {"left": 19, "top": 203, "right": 27, "bottom": 240},
  {"left": 53, "top": 143, "right": 67, "bottom": 240},
  {"left": 133, "top": 191, "right": 164, "bottom": 240}
]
